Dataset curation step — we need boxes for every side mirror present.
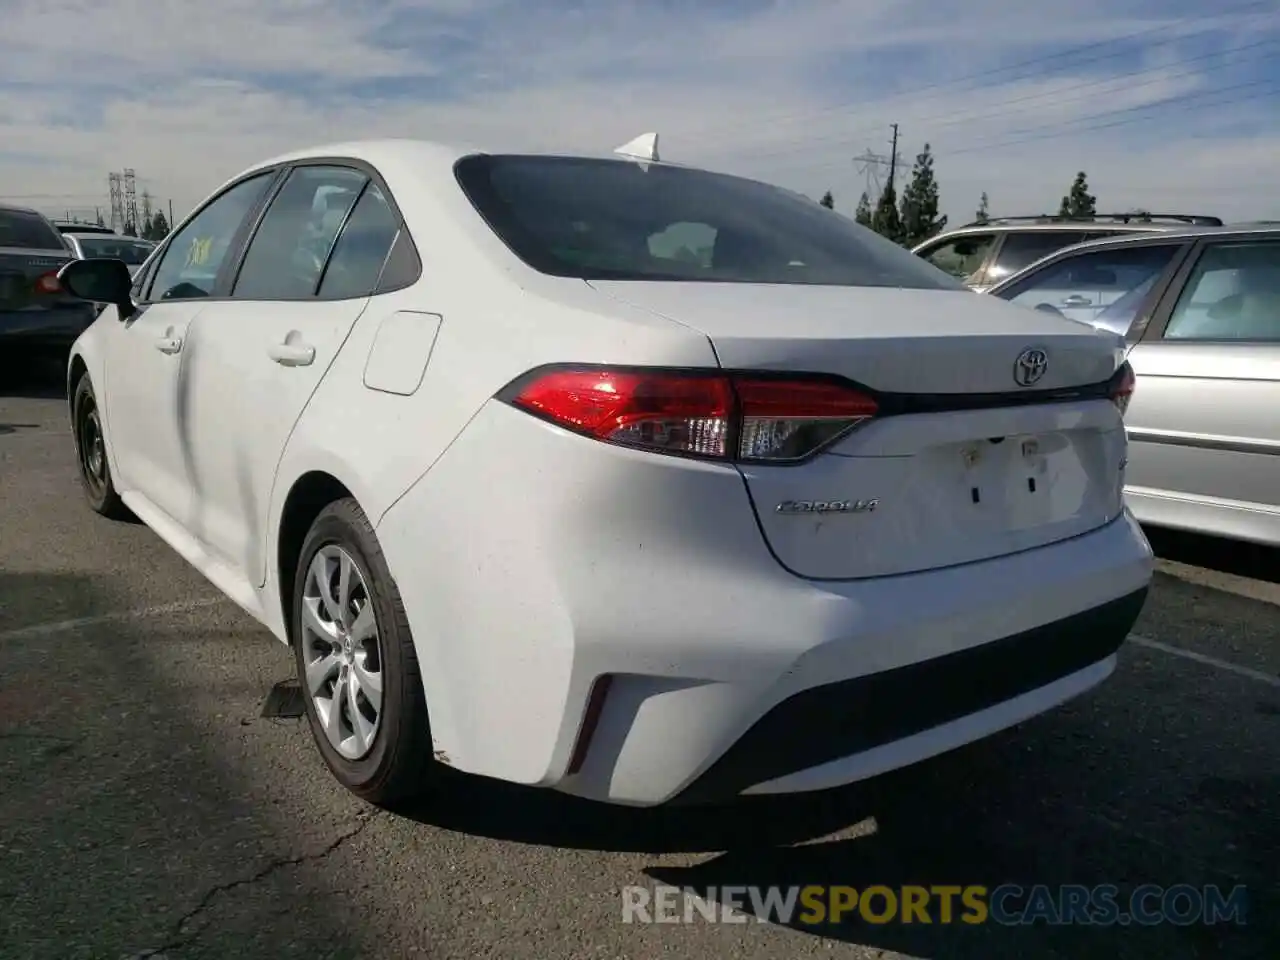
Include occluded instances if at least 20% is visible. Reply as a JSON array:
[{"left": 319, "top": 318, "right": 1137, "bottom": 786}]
[{"left": 57, "top": 258, "right": 135, "bottom": 318}]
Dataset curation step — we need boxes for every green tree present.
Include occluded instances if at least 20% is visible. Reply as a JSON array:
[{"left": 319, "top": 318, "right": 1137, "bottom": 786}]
[
  {"left": 854, "top": 191, "right": 872, "bottom": 226},
  {"left": 819, "top": 190, "right": 835, "bottom": 209},
  {"left": 145, "top": 210, "right": 170, "bottom": 240},
  {"left": 975, "top": 191, "right": 990, "bottom": 224},
  {"left": 1059, "top": 171, "right": 1096, "bottom": 219},
  {"left": 871, "top": 182, "right": 902, "bottom": 243},
  {"left": 898, "top": 143, "right": 947, "bottom": 247}
]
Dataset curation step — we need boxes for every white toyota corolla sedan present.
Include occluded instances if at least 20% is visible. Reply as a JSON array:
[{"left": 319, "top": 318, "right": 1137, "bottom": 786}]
[{"left": 57, "top": 137, "right": 1153, "bottom": 808}]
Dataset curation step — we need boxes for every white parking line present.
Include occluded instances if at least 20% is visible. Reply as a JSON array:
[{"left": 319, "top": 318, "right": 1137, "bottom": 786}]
[
  {"left": 0, "top": 598, "right": 226, "bottom": 643},
  {"left": 1129, "top": 634, "right": 1280, "bottom": 689}
]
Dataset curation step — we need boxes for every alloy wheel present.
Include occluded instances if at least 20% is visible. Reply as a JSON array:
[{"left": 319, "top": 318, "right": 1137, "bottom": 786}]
[{"left": 300, "top": 544, "right": 384, "bottom": 759}]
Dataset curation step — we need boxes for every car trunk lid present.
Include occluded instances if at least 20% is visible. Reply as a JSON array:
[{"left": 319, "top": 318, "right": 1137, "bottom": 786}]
[
  {"left": 0, "top": 246, "right": 76, "bottom": 312},
  {"left": 588, "top": 281, "right": 1130, "bottom": 580}
]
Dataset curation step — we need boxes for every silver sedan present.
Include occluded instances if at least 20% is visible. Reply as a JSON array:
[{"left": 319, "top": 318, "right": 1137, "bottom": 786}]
[
  {"left": 986, "top": 225, "right": 1280, "bottom": 548},
  {"left": 62, "top": 232, "right": 156, "bottom": 277}
]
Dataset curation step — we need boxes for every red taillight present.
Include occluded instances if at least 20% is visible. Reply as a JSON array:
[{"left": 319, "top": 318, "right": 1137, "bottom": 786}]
[
  {"left": 1109, "top": 362, "right": 1135, "bottom": 415},
  {"left": 34, "top": 271, "right": 61, "bottom": 294},
  {"left": 504, "top": 367, "right": 878, "bottom": 463}
]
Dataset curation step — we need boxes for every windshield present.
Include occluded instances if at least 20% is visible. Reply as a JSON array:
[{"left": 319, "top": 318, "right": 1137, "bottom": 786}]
[
  {"left": 454, "top": 154, "right": 964, "bottom": 289},
  {"left": 0, "top": 209, "right": 65, "bottom": 250},
  {"left": 77, "top": 237, "right": 155, "bottom": 264}
]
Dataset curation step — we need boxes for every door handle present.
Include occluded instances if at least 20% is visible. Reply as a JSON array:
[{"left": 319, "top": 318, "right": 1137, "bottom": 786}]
[
  {"left": 1061, "top": 294, "right": 1092, "bottom": 307},
  {"left": 268, "top": 340, "right": 316, "bottom": 367},
  {"left": 154, "top": 336, "right": 182, "bottom": 354}
]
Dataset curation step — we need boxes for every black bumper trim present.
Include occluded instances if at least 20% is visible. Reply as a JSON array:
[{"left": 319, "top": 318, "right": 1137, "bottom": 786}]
[{"left": 670, "top": 587, "right": 1148, "bottom": 805}]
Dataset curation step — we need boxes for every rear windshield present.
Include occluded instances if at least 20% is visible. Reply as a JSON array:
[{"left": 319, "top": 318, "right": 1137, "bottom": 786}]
[
  {"left": 0, "top": 209, "right": 65, "bottom": 250},
  {"left": 454, "top": 154, "right": 964, "bottom": 289},
  {"left": 77, "top": 237, "right": 155, "bottom": 264}
]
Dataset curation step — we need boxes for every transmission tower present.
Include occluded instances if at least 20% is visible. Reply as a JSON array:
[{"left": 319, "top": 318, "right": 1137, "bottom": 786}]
[
  {"left": 107, "top": 173, "right": 125, "bottom": 232},
  {"left": 141, "top": 189, "right": 153, "bottom": 233},
  {"left": 123, "top": 168, "right": 138, "bottom": 233},
  {"left": 853, "top": 131, "right": 905, "bottom": 200}
]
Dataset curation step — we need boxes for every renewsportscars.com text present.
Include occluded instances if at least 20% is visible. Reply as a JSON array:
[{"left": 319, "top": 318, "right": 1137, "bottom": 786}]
[{"left": 621, "top": 883, "right": 1249, "bottom": 927}]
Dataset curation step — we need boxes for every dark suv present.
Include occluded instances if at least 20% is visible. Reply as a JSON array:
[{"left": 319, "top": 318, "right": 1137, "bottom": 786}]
[{"left": 912, "top": 213, "right": 1222, "bottom": 292}]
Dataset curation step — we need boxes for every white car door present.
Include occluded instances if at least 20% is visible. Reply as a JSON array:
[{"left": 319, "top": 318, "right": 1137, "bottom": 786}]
[
  {"left": 104, "top": 171, "right": 277, "bottom": 527},
  {"left": 179, "top": 164, "right": 405, "bottom": 583}
]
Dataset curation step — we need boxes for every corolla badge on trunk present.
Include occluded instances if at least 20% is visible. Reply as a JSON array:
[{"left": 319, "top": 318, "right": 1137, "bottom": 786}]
[
  {"left": 775, "top": 499, "right": 879, "bottom": 515},
  {"left": 1013, "top": 347, "right": 1049, "bottom": 387}
]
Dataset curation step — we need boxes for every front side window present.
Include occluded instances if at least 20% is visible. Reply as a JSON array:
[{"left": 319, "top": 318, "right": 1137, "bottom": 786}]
[
  {"left": 0, "top": 209, "right": 64, "bottom": 250},
  {"left": 986, "top": 231, "right": 1091, "bottom": 283},
  {"left": 1164, "top": 241, "right": 1280, "bottom": 342},
  {"left": 148, "top": 173, "right": 274, "bottom": 301},
  {"left": 919, "top": 233, "right": 996, "bottom": 281},
  {"left": 455, "top": 155, "right": 963, "bottom": 289},
  {"left": 233, "top": 165, "right": 369, "bottom": 299}
]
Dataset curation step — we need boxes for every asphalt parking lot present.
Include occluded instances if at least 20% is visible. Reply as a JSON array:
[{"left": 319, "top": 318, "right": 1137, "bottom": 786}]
[{"left": 2, "top": 356, "right": 1277, "bottom": 960}]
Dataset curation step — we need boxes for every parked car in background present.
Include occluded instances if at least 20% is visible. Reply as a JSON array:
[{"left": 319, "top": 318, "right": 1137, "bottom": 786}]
[
  {"left": 913, "top": 213, "right": 1222, "bottom": 292},
  {"left": 0, "top": 203, "right": 97, "bottom": 355},
  {"left": 988, "top": 224, "right": 1280, "bottom": 548},
  {"left": 63, "top": 233, "right": 156, "bottom": 276},
  {"left": 52, "top": 220, "right": 118, "bottom": 236},
  {"left": 57, "top": 137, "right": 1150, "bottom": 810}
]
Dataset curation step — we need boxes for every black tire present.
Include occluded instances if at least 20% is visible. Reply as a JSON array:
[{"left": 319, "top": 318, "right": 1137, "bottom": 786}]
[
  {"left": 71, "top": 373, "right": 132, "bottom": 520},
  {"left": 292, "top": 497, "right": 435, "bottom": 805}
]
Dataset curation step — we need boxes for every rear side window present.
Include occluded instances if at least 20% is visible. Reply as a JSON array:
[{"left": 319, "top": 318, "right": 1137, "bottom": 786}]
[
  {"left": 997, "top": 243, "right": 1182, "bottom": 333},
  {"left": 986, "top": 231, "right": 1091, "bottom": 283},
  {"left": 455, "top": 154, "right": 963, "bottom": 290},
  {"left": 0, "top": 209, "right": 64, "bottom": 250},
  {"left": 233, "top": 165, "right": 368, "bottom": 299},
  {"left": 318, "top": 184, "right": 402, "bottom": 299},
  {"left": 919, "top": 233, "right": 996, "bottom": 282}
]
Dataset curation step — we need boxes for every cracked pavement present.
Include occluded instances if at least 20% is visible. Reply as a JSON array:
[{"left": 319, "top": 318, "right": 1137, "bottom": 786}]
[{"left": 2, "top": 363, "right": 1278, "bottom": 959}]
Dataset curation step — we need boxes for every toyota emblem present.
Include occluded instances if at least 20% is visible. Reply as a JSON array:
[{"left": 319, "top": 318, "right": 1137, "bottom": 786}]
[{"left": 1013, "top": 348, "right": 1048, "bottom": 387}]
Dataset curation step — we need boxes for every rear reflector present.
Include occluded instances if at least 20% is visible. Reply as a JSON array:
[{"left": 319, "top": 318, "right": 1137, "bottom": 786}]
[
  {"left": 503, "top": 367, "right": 878, "bottom": 463},
  {"left": 1108, "top": 361, "right": 1135, "bottom": 415},
  {"left": 34, "top": 271, "right": 61, "bottom": 294},
  {"left": 566, "top": 675, "right": 613, "bottom": 775}
]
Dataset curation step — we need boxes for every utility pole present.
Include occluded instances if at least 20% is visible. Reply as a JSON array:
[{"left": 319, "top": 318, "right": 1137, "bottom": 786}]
[
  {"left": 887, "top": 123, "right": 900, "bottom": 192},
  {"left": 168, "top": 199, "right": 174, "bottom": 229}
]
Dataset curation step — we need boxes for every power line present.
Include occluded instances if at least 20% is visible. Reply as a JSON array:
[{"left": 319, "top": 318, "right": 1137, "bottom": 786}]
[
  {"left": 668, "top": 2, "right": 1272, "bottom": 144},
  {"left": 734, "top": 33, "right": 1278, "bottom": 166},
  {"left": 943, "top": 77, "right": 1280, "bottom": 157},
  {"left": 753, "top": 77, "right": 1280, "bottom": 180}
]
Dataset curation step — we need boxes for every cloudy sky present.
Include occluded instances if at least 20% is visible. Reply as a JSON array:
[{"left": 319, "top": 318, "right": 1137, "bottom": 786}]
[{"left": 2, "top": 0, "right": 1277, "bottom": 226}]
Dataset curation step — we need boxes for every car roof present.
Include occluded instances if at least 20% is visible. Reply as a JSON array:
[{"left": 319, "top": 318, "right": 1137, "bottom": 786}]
[
  {"left": 0, "top": 201, "right": 47, "bottom": 217},
  {"left": 1020, "top": 222, "right": 1280, "bottom": 252},
  {"left": 217, "top": 137, "right": 712, "bottom": 205},
  {"left": 65, "top": 231, "right": 148, "bottom": 241}
]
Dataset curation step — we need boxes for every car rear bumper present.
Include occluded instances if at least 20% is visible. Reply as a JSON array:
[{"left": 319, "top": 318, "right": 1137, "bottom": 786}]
[
  {"left": 0, "top": 306, "right": 97, "bottom": 346},
  {"left": 377, "top": 400, "right": 1154, "bottom": 807}
]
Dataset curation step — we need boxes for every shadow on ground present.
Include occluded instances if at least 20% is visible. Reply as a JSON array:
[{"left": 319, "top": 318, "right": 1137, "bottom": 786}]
[
  {"left": 0, "top": 572, "right": 369, "bottom": 960},
  {"left": 0, "top": 348, "right": 67, "bottom": 400},
  {"left": 1147, "top": 526, "right": 1279, "bottom": 585}
]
